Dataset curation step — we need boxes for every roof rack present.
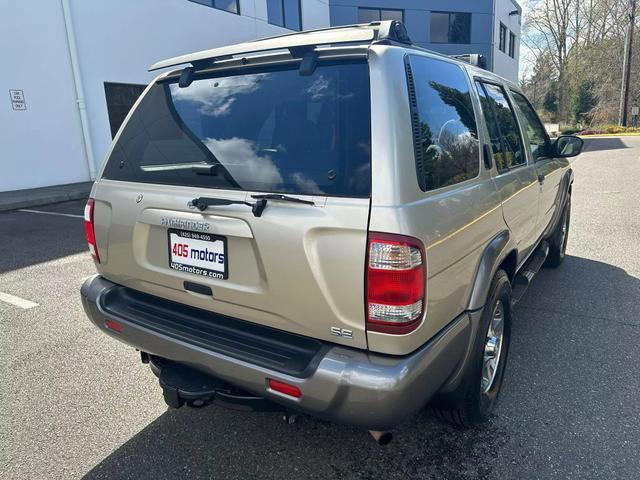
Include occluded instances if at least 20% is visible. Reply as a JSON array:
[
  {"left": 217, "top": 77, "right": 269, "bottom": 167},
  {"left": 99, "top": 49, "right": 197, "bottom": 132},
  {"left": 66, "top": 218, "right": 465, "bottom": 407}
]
[
  {"left": 149, "top": 20, "right": 412, "bottom": 72},
  {"left": 451, "top": 54, "right": 487, "bottom": 70}
]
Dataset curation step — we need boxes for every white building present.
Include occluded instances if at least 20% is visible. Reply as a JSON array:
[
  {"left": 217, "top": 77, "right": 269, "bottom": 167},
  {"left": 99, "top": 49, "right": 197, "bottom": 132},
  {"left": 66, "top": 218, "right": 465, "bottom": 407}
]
[
  {"left": 0, "top": 0, "right": 330, "bottom": 192},
  {"left": 492, "top": 0, "right": 521, "bottom": 82}
]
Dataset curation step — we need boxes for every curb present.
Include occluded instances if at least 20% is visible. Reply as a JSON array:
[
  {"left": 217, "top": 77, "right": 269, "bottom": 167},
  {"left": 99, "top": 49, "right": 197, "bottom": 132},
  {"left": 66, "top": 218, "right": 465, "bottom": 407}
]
[{"left": 0, "top": 182, "right": 93, "bottom": 212}]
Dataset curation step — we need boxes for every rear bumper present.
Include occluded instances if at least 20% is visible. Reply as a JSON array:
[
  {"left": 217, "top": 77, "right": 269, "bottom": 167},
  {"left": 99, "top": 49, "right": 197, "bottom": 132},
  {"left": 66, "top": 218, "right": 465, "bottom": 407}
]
[{"left": 81, "top": 275, "right": 472, "bottom": 430}]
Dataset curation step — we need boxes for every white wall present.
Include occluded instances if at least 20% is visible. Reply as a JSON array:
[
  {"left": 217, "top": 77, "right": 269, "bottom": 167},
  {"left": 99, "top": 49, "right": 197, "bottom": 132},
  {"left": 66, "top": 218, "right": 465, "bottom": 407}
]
[
  {"left": 0, "top": 0, "right": 330, "bottom": 192},
  {"left": 0, "top": 0, "right": 90, "bottom": 191},
  {"left": 492, "top": 0, "right": 521, "bottom": 82}
]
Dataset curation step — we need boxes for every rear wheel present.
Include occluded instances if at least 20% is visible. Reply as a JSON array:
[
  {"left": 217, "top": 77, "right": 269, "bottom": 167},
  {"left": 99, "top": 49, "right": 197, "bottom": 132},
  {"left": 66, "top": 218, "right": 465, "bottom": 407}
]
[
  {"left": 545, "top": 195, "right": 571, "bottom": 268},
  {"left": 431, "top": 270, "right": 512, "bottom": 428}
]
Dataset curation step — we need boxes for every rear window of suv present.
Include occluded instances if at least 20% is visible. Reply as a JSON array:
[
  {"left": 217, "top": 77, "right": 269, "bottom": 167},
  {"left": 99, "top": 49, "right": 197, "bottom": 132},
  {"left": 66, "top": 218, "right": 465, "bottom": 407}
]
[{"left": 102, "top": 61, "right": 371, "bottom": 197}]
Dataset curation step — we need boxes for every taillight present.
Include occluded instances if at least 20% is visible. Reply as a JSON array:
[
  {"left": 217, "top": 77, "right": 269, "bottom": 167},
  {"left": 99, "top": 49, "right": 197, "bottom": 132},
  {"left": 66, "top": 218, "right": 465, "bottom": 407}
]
[
  {"left": 84, "top": 198, "right": 100, "bottom": 263},
  {"left": 366, "top": 232, "right": 425, "bottom": 334}
]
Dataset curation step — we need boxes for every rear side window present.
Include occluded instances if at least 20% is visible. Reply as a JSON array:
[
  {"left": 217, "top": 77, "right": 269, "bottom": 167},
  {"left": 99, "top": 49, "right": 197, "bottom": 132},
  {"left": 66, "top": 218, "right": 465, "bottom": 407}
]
[
  {"left": 406, "top": 55, "right": 480, "bottom": 192},
  {"left": 102, "top": 62, "right": 371, "bottom": 197},
  {"left": 475, "top": 82, "right": 525, "bottom": 170}
]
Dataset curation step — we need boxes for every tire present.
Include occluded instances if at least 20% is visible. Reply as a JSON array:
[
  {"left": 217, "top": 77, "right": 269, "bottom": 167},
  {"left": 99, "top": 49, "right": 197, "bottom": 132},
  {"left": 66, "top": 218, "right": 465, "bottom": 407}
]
[
  {"left": 545, "top": 194, "right": 571, "bottom": 268},
  {"left": 431, "top": 270, "right": 512, "bottom": 428}
]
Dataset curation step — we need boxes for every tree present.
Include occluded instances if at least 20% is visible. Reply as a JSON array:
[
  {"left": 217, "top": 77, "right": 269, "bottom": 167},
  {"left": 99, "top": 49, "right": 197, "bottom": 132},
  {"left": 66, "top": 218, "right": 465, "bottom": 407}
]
[
  {"left": 521, "top": 0, "right": 638, "bottom": 126},
  {"left": 573, "top": 79, "right": 597, "bottom": 124}
]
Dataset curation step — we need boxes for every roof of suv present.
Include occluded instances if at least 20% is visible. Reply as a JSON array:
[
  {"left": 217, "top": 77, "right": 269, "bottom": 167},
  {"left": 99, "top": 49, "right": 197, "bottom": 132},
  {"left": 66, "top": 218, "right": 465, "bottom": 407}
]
[
  {"left": 149, "top": 20, "right": 514, "bottom": 88},
  {"left": 150, "top": 21, "right": 453, "bottom": 72}
]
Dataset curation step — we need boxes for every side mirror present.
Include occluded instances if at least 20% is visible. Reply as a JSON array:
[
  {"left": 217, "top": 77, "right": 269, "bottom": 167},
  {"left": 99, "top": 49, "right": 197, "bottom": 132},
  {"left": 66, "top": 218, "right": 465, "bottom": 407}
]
[{"left": 553, "top": 135, "right": 584, "bottom": 158}]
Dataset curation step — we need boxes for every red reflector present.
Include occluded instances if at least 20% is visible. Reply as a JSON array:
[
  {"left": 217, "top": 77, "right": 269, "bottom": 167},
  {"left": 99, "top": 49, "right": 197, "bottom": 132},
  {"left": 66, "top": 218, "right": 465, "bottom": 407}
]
[
  {"left": 104, "top": 319, "right": 121, "bottom": 333},
  {"left": 268, "top": 379, "right": 301, "bottom": 398}
]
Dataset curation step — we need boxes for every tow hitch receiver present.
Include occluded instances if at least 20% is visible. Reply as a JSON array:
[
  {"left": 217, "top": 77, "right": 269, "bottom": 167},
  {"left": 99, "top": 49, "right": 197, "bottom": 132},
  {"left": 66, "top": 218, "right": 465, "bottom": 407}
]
[{"left": 149, "top": 356, "right": 281, "bottom": 412}]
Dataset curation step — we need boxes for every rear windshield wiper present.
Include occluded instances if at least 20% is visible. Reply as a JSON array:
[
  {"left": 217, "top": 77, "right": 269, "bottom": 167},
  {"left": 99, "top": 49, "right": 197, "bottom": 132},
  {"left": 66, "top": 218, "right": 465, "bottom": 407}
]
[
  {"left": 189, "top": 194, "right": 314, "bottom": 218},
  {"left": 189, "top": 197, "right": 267, "bottom": 217},
  {"left": 251, "top": 194, "right": 315, "bottom": 206}
]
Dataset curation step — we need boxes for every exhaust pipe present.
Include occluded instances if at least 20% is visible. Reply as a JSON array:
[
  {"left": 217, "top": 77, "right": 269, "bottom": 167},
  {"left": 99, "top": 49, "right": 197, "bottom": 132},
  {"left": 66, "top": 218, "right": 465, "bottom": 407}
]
[{"left": 369, "top": 430, "right": 393, "bottom": 446}]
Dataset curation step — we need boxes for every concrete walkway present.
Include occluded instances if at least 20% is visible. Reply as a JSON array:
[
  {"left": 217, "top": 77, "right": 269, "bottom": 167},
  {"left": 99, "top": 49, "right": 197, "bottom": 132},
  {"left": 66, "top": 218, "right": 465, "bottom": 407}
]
[{"left": 0, "top": 181, "right": 93, "bottom": 212}]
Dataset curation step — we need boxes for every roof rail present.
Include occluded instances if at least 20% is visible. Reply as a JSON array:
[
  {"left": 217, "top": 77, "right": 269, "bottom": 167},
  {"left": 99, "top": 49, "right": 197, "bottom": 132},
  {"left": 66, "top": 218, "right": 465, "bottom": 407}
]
[
  {"left": 149, "top": 20, "right": 412, "bottom": 72},
  {"left": 451, "top": 54, "right": 488, "bottom": 70}
]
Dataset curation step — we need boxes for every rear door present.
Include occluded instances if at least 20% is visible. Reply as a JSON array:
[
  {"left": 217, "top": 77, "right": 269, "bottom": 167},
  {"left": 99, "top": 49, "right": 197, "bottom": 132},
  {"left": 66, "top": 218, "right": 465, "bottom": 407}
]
[
  {"left": 474, "top": 80, "right": 541, "bottom": 261},
  {"left": 92, "top": 60, "right": 372, "bottom": 348}
]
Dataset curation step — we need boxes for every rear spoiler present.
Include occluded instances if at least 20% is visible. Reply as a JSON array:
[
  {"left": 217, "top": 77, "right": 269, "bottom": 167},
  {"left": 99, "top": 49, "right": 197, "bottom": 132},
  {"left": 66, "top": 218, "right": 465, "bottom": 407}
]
[{"left": 148, "top": 20, "right": 412, "bottom": 72}]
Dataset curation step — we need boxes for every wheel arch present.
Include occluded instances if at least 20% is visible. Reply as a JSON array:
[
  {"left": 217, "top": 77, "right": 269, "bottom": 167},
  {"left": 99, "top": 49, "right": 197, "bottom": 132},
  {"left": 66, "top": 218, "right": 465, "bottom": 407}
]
[{"left": 467, "top": 230, "right": 516, "bottom": 311}]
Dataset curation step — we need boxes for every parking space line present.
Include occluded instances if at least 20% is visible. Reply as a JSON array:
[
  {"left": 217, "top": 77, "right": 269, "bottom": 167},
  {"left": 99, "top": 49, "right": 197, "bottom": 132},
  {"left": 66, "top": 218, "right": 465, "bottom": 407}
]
[
  {"left": 0, "top": 291, "right": 39, "bottom": 309},
  {"left": 17, "top": 209, "right": 83, "bottom": 219}
]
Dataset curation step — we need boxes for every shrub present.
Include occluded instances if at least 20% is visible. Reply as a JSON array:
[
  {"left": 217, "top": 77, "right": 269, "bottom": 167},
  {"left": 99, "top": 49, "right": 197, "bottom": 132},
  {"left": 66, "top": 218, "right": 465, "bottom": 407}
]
[
  {"left": 577, "top": 125, "right": 640, "bottom": 135},
  {"left": 561, "top": 125, "right": 582, "bottom": 135}
]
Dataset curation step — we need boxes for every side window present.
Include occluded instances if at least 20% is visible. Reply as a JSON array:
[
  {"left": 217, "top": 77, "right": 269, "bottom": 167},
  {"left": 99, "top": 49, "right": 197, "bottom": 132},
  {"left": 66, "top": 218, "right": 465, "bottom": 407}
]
[
  {"left": 478, "top": 82, "right": 526, "bottom": 169},
  {"left": 511, "top": 91, "right": 551, "bottom": 161},
  {"left": 475, "top": 81, "right": 507, "bottom": 170},
  {"left": 499, "top": 23, "right": 507, "bottom": 52},
  {"left": 406, "top": 55, "right": 480, "bottom": 192}
]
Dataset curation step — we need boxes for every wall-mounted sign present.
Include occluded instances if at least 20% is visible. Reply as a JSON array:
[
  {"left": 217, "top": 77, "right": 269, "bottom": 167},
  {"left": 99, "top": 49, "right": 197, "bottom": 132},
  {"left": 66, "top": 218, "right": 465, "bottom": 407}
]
[{"left": 9, "top": 90, "right": 26, "bottom": 111}]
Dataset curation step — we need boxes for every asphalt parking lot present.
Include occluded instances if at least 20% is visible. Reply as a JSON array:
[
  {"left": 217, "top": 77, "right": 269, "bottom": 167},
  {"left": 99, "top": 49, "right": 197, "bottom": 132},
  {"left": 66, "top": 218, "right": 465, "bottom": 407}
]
[{"left": 1, "top": 136, "right": 639, "bottom": 479}]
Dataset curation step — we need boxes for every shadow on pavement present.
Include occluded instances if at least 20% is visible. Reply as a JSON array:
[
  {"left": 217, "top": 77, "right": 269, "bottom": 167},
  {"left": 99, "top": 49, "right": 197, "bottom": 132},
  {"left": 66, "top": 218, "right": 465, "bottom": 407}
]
[
  {"left": 581, "top": 137, "right": 629, "bottom": 152},
  {"left": 0, "top": 200, "right": 87, "bottom": 274},
  {"left": 82, "top": 406, "right": 504, "bottom": 479},
  {"left": 82, "top": 254, "right": 640, "bottom": 479},
  {"left": 518, "top": 254, "right": 640, "bottom": 324}
]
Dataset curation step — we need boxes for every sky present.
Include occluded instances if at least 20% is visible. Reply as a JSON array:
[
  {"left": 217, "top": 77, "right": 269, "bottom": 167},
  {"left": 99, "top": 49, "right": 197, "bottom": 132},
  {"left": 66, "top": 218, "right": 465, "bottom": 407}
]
[{"left": 518, "top": 0, "right": 536, "bottom": 82}]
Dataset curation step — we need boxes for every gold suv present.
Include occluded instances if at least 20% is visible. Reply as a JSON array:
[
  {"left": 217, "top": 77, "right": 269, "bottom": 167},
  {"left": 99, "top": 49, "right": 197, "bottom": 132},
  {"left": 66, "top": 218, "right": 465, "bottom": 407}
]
[{"left": 81, "top": 21, "right": 583, "bottom": 440}]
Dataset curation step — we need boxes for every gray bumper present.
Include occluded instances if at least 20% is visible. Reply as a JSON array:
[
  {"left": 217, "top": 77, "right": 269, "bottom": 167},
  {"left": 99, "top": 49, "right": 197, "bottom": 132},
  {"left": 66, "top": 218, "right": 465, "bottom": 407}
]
[{"left": 81, "top": 275, "right": 471, "bottom": 430}]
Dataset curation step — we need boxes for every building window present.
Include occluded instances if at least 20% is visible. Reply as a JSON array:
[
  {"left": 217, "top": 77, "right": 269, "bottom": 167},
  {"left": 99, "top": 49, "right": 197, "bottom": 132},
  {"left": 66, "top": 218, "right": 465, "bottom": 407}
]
[
  {"left": 267, "top": 0, "right": 302, "bottom": 30},
  {"left": 357, "top": 7, "right": 404, "bottom": 24},
  {"left": 430, "top": 12, "right": 471, "bottom": 44},
  {"left": 499, "top": 23, "right": 507, "bottom": 52},
  {"left": 509, "top": 31, "right": 516, "bottom": 57},
  {"left": 188, "top": 0, "right": 239, "bottom": 15},
  {"left": 104, "top": 83, "right": 146, "bottom": 139}
]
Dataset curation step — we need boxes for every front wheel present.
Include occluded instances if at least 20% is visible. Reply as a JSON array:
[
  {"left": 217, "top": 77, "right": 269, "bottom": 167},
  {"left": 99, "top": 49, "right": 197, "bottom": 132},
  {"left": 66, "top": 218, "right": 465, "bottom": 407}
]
[{"left": 431, "top": 270, "right": 512, "bottom": 427}]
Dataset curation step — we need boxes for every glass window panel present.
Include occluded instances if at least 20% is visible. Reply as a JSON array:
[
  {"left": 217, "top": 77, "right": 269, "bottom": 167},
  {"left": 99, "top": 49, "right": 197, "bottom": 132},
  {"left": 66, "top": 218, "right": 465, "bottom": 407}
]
[
  {"left": 267, "top": 0, "right": 284, "bottom": 26},
  {"left": 499, "top": 23, "right": 507, "bottom": 52},
  {"left": 104, "top": 83, "right": 146, "bottom": 139},
  {"left": 511, "top": 91, "right": 550, "bottom": 161},
  {"left": 284, "top": 0, "right": 301, "bottom": 30},
  {"left": 482, "top": 83, "right": 526, "bottom": 167},
  {"left": 381, "top": 9, "right": 403, "bottom": 22},
  {"left": 408, "top": 56, "right": 480, "bottom": 191},
  {"left": 358, "top": 8, "right": 381, "bottom": 23},
  {"left": 213, "top": 0, "right": 238, "bottom": 14},
  {"left": 450, "top": 13, "right": 471, "bottom": 43},
  {"left": 475, "top": 81, "right": 508, "bottom": 170},
  {"left": 430, "top": 12, "right": 449, "bottom": 43},
  {"left": 103, "top": 63, "right": 372, "bottom": 197}
]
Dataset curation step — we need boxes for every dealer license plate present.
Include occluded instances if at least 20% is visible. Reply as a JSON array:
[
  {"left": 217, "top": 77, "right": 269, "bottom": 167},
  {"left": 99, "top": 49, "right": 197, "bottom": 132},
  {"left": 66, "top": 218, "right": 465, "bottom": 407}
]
[{"left": 168, "top": 229, "right": 228, "bottom": 279}]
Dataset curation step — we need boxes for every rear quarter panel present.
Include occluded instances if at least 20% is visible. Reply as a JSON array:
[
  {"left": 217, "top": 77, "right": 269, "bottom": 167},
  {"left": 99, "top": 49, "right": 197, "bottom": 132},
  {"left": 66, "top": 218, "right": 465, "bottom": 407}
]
[{"left": 367, "top": 46, "right": 504, "bottom": 355}]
